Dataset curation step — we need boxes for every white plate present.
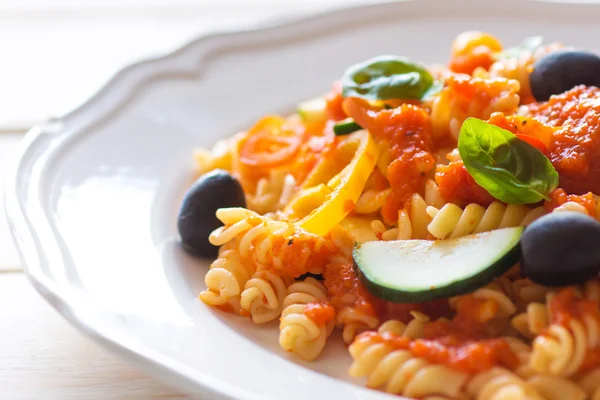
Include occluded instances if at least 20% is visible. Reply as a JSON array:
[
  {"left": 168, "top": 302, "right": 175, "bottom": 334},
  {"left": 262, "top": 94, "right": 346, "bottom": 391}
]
[{"left": 7, "top": 1, "right": 600, "bottom": 399}]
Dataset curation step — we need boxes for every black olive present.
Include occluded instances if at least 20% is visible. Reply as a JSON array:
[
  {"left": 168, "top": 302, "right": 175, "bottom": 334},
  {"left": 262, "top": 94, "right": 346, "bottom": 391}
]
[
  {"left": 177, "top": 169, "right": 246, "bottom": 257},
  {"left": 530, "top": 50, "right": 600, "bottom": 101},
  {"left": 296, "top": 272, "right": 324, "bottom": 281},
  {"left": 521, "top": 212, "right": 600, "bottom": 286}
]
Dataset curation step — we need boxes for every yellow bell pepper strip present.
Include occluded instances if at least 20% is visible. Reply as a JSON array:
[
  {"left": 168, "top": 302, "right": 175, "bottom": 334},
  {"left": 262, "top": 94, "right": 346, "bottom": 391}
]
[
  {"left": 283, "top": 184, "right": 332, "bottom": 221},
  {"left": 295, "top": 129, "right": 379, "bottom": 236}
]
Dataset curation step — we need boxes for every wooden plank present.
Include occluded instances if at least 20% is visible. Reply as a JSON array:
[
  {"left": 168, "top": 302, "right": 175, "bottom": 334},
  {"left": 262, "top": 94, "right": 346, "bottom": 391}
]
[{"left": 0, "top": 273, "right": 191, "bottom": 399}]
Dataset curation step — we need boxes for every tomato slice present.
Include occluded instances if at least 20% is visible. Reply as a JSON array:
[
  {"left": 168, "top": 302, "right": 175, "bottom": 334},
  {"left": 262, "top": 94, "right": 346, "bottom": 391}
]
[
  {"left": 239, "top": 116, "right": 302, "bottom": 168},
  {"left": 515, "top": 134, "right": 549, "bottom": 156}
]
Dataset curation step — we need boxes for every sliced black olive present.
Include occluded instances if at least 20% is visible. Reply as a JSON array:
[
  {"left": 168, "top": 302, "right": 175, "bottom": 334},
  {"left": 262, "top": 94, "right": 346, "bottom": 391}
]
[
  {"left": 530, "top": 50, "right": 600, "bottom": 101},
  {"left": 521, "top": 212, "right": 600, "bottom": 286},
  {"left": 296, "top": 272, "right": 324, "bottom": 281},
  {"left": 177, "top": 169, "right": 246, "bottom": 258}
]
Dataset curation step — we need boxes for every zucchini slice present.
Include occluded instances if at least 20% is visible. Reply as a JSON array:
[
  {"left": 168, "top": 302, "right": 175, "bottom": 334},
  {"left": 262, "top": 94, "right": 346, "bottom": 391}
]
[
  {"left": 333, "top": 118, "right": 362, "bottom": 136},
  {"left": 298, "top": 97, "right": 327, "bottom": 123},
  {"left": 353, "top": 227, "right": 523, "bottom": 302}
]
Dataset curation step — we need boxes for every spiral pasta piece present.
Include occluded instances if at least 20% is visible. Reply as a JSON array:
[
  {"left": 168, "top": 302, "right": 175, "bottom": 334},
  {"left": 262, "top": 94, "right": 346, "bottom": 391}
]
[
  {"left": 511, "top": 302, "right": 550, "bottom": 340},
  {"left": 488, "top": 41, "right": 563, "bottom": 104},
  {"left": 247, "top": 169, "right": 297, "bottom": 214},
  {"left": 279, "top": 277, "right": 335, "bottom": 361},
  {"left": 193, "top": 133, "right": 243, "bottom": 174},
  {"left": 424, "top": 179, "right": 445, "bottom": 209},
  {"left": 355, "top": 188, "right": 391, "bottom": 214},
  {"left": 529, "top": 315, "right": 600, "bottom": 377},
  {"left": 578, "top": 367, "right": 600, "bottom": 400},
  {"left": 240, "top": 270, "right": 288, "bottom": 324},
  {"left": 337, "top": 307, "right": 380, "bottom": 344},
  {"left": 527, "top": 374, "right": 586, "bottom": 400},
  {"left": 426, "top": 202, "right": 546, "bottom": 239},
  {"left": 209, "top": 207, "right": 336, "bottom": 276},
  {"left": 430, "top": 75, "right": 520, "bottom": 141},
  {"left": 512, "top": 279, "right": 550, "bottom": 307},
  {"left": 393, "top": 193, "right": 431, "bottom": 240},
  {"left": 349, "top": 317, "right": 468, "bottom": 398},
  {"left": 199, "top": 248, "right": 254, "bottom": 313},
  {"left": 450, "top": 282, "right": 518, "bottom": 324},
  {"left": 552, "top": 201, "right": 590, "bottom": 215},
  {"left": 464, "top": 368, "right": 545, "bottom": 400}
]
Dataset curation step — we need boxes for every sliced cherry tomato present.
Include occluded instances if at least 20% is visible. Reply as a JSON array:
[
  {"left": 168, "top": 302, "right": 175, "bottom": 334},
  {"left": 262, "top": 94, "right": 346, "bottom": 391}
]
[
  {"left": 515, "top": 133, "right": 549, "bottom": 156},
  {"left": 239, "top": 116, "right": 302, "bottom": 168}
]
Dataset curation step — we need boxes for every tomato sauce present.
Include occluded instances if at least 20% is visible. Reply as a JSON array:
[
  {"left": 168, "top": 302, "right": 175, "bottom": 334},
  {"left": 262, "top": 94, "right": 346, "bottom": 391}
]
[
  {"left": 325, "top": 81, "right": 347, "bottom": 122},
  {"left": 323, "top": 263, "right": 378, "bottom": 318},
  {"left": 448, "top": 32, "right": 503, "bottom": 75},
  {"left": 271, "top": 233, "right": 338, "bottom": 278},
  {"left": 304, "top": 301, "right": 336, "bottom": 325},
  {"left": 548, "top": 287, "right": 600, "bottom": 328},
  {"left": 345, "top": 99, "right": 435, "bottom": 223},
  {"left": 323, "top": 263, "right": 451, "bottom": 323},
  {"left": 487, "top": 112, "right": 554, "bottom": 150},
  {"left": 545, "top": 188, "right": 597, "bottom": 217},
  {"left": 356, "top": 331, "right": 518, "bottom": 374},
  {"left": 545, "top": 287, "right": 600, "bottom": 373},
  {"left": 526, "top": 86, "right": 600, "bottom": 195},
  {"left": 435, "top": 160, "right": 495, "bottom": 207},
  {"left": 289, "top": 121, "right": 337, "bottom": 185}
]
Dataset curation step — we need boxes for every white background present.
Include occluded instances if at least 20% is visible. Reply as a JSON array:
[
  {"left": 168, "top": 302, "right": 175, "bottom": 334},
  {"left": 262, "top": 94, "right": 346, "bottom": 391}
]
[{"left": 0, "top": 0, "right": 365, "bottom": 129}]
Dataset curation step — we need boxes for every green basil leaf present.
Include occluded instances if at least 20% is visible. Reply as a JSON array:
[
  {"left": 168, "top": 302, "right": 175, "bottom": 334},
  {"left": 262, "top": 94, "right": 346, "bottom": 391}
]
[
  {"left": 494, "top": 36, "right": 543, "bottom": 60},
  {"left": 458, "top": 117, "right": 558, "bottom": 204},
  {"left": 341, "top": 55, "right": 438, "bottom": 101}
]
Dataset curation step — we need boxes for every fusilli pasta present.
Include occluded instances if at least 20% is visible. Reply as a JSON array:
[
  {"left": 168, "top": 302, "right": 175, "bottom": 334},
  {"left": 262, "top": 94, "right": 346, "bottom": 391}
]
[
  {"left": 349, "top": 316, "right": 468, "bottom": 398},
  {"left": 279, "top": 277, "right": 335, "bottom": 361},
  {"left": 337, "top": 306, "right": 380, "bottom": 344},
  {"left": 199, "top": 248, "right": 254, "bottom": 313},
  {"left": 426, "top": 202, "right": 546, "bottom": 239},
  {"left": 464, "top": 368, "right": 544, "bottom": 399},
  {"left": 578, "top": 367, "right": 600, "bottom": 400},
  {"left": 430, "top": 75, "right": 521, "bottom": 141},
  {"left": 247, "top": 169, "right": 297, "bottom": 215},
  {"left": 241, "top": 270, "right": 289, "bottom": 323},
  {"left": 530, "top": 316, "right": 600, "bottom": 377}
]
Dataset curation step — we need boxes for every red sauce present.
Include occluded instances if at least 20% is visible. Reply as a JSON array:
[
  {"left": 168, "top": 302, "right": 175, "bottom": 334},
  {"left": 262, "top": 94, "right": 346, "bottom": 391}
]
[
  {"left": 304, "top": 301, "right": 336, "bottom": 325},
  {"left": 487, "top": 112, "right": 554, "bottom": 149},
  {"left": 545, "top": 188, "right": 597, "bottom": 217},
  {"left": 580, "top": 348, "right": 600, "bottom": 374},
  {"left": 323, "top": 262, "right": 451, "bottom": 323},
  {"left": 526, "top": 86, "right": 600, "bottom": 195},
  {"left": 368, "top": 168, "right": 389, "bottom": 191},
  {"left": 324, "top": 81, "right": 347, "bottom": 122},
  {"left": 412, "top": 337, "right": 518, "bottom": 374},
  {"left": 545, "top": 288, "right": 600, "bottom": 373},
  {"left": 355, "top": 331, "right": 518, "bottom": 374},
  {"left": 272, "top": 233, "right": 338, "bottom": 278},
  {"left": 448, "top": 32, "right": 502, "bottom": 75},
  {"left": 435, "top": 161, "right": 495, "bottom": 207},
  {"left": 345, "top": 99, "right": 435, "bottom": 224},
  {"left": 343, "top": 199, "right": 356, "bottom": 213},
  {"left": 290, "top": 121, "right": 336, "bottom": 185},
  {"left": 374, "top": 298, "right": 452, "bottom": 324},
  {"left": 548, "top": 287, "right": 600, "bottom": 328},
  {"left": 450, "top": 52, "right": 496, "bottom": 75},
  {"left": 323, "top": 262, "right": 378, "bottom": 317}
]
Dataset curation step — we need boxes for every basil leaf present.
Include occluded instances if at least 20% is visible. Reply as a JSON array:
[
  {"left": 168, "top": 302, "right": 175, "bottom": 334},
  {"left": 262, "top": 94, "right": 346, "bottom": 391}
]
[
  {"left": 495, "top": 36, "right": 543, "bottom": 60},
  {"left": 458, "top": 117, "right": 558, "bottom": 204},
  {"left": 342, "top": 55, "right": 439, "bottom": 101}
]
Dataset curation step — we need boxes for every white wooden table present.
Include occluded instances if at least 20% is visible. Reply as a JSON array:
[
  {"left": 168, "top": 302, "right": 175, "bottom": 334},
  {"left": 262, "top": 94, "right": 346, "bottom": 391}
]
[{"left": 0, "top": 1, "right": 361, "bottom": 398}]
